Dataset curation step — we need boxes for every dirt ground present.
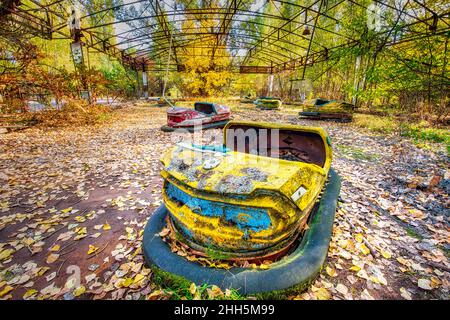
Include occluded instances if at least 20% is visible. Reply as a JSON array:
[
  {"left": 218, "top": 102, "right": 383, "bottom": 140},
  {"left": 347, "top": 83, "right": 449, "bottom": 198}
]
[{"left": 0, "top": 101, "right": 448, "bottom": 300}]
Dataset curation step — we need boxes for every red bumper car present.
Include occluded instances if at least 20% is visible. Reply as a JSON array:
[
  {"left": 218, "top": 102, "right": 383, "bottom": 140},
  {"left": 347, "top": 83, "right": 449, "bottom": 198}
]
[{"left": 161, "top": 102, "right": 231, "bottom": 132}]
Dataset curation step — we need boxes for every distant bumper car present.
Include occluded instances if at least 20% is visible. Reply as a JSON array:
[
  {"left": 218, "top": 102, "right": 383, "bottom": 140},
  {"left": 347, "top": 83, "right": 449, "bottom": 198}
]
[
  {"left": 160, "top": 102, "right": 231, "bottom": 132},
  {"left": 240, "top": 95, "right": 255, "bottom": 104},
  {"left": 299, "top": 98, "right": 355, "bottom": 122},
  {"left": 254, "top": 97, "right": 282, "bottom": 110},
  {"left": 143, "top": 121, "right": 341, "bottom": 295}
]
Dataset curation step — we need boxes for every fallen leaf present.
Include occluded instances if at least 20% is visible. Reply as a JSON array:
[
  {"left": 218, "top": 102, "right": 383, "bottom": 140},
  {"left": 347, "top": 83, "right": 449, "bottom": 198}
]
[
  {"left": 0, "top": 285, "right": 13, "bottom": 297},
  {"left": 189, "top": 282, "right": 197, "bottom": 295},
  {"left": 159, "top": 228, "right": 170, "bottom": 237},
  {"left": 355, "top": 233, "right": 363, "bottom": 243},
  {"left": 360, "top": 289, "right": 375, "bottom": 300},
  {"left": 46, "top": 253, "right": 59, "bottom": 264},
  {"left": 46, "top": 272, "right": 56, "bottom": 282},
  {"left": 75, "top": 216, "right": 86, "bottom": 222},
  {"left": 73, "top": 285, "right": 86, "bottom": 297},
  {"left": 400, "top": 287, "right": 412, "bottom": 300},
  {"left": 418, "top": 279, "right": 433, "bottom": 290},
  {"left": 61, "top": 207, "right": 73, "bottom": 214},
  {"left": 335, "top": 283, "right": 348, "bottom": 295},
  {"left": 49, "top": 244, "right": 60, "bottom": 252},
  {"left": 23, "top": 289, "right": 38, "bottom": 299},
  {"left": 359, "top": 244, "right": 370, "bottom": 255},
  {"left": 349, "top": 265, "right": 361, "bottom": 272},
  {"left": 381, "top": 250, "right": 392, "bottom": 259},
  {"left": 326, "top": 266, "right": 337, "bottom": 277},
  {"left": 315, "top": 287, "right": 330, "bottom": 300},
  {"left": 0, "top": 249, "right": 14, "bottom": 261},
  {"left": 87, "top": 245, "right": 99, "bottom": 255}
]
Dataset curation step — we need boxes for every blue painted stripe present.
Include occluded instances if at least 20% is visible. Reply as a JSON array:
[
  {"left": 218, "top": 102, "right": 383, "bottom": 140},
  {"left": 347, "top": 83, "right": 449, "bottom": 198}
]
[{"left": 166, "top": 183, "right": 271, "bottom": 232}]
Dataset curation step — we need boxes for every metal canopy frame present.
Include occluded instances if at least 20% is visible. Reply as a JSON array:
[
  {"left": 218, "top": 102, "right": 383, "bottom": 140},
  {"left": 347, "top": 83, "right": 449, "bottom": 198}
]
[{"left": 1, "top": 0, "right": 449, "bottom": 74}]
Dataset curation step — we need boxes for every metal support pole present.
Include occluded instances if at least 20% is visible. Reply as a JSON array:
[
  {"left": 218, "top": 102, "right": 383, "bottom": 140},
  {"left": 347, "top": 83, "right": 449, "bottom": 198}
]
[
  {"left": 142, "top": 63, "right": 148, "bottom": 99},
  {"left": 68, "top": 6, "right": 90, "bottom": 103},
  {"left": 352, "top": 55, "right": 361, "bottom": 105},
  {"left": 268, "top": 74, "right": 274, "bottom": 96}
]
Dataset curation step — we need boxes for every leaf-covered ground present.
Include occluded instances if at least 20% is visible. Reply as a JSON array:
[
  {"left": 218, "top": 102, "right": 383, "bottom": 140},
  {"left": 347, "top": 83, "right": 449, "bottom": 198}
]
[{"left": 0, "top": 102, "right": 448, "bottom": 300}]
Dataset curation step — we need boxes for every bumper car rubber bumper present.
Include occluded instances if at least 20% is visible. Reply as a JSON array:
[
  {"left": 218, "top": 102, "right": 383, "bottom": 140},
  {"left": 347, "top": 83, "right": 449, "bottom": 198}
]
[
  {"left": 160, "top": 120, "right": 230, "bottom": 132},
  {"left": 142, "top": 168, "right": 341, "bottom": 295}
]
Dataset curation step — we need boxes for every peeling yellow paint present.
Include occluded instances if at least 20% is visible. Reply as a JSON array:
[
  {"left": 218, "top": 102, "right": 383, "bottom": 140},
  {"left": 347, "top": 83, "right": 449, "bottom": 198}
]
[{"left": 160, "top": 121, "right": 333, "bottom": 254}]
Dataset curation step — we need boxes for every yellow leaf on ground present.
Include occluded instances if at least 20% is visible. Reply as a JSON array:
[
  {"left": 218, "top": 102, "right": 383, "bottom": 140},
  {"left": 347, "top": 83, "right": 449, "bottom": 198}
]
[
  {"left": 396, "top": 257, "right": 410, "bottom": 266},
  {"left": 87, "top": 245, "right": 99, "bottom": 255},
  {"left": 430, "top": 277, "right": 441, "bottom": 288},
  {"left": 46, "top": 253, "right": 59, "bottom": 264},
  {"left": 0, "top": 285, "right": 13, "bottom": 297},
  {"left": 73, "top": 285, "right": 86, "bottom": 297},
  {"left": 125, "top": 227, "right": 134, "bottom": 234},
  {"left": 408, "top": 209, "right": 425, "bottom": 220},
  {"left": 337, "top": 239, "right": 348, "bottom": 248},
  {"left": 77, "top": 227, "right": 87, "bottom": 235},
  {"left": 61, "top": 207, "right": 73, "bottom": 213},
  {"left": 147, "top": 290, "right": 165, "bottom": 300},
  {"left": 418, "top": 279, "right": 433, "bottom": 290},
  {"left": 349, "top": 265, "right": 361, "bottom": 272},
  {"left": 259, "top": 263, "right": 270, "bottom": 270},
  {"left": 355, "top": 233, "right": 363, "bottom": 243},
  {"left": 22, "top": 238, "right": 35, "bottom": 246},
  {"left": 103, "top": 222, "right": 111, "bottom": 231},
  {"left": 381, "top": 250, "right": 392, "bottom": 259},
  {"left": 315, "top": 287, "right": 331, "bottom": 300},
  {"left": 189, "top": 283, "right": 197, "bottom": 295},
  {"left": 50, "top": 244, "right": 60, "bottom": 252},
  {"left": 359, "top": 244, "right": 370, "bottom": 255},
  {"left": 121, "top": 278, "right": 133, "bottom": 288},
  {"left": 38, "top": 267, "right": 50, "bottom": 276},
  {"left": 326, "top": 266, "right": 337, "bottom": 277},
  {"left": 0, "top": 249, "right": 14, "bottom": 261},
  {"left": 23, "top": 289, "right": 38, "bottom": 299},
  {"left": 133, "top": 274, "right": 145, "bottom": 284},
  {"left": 74, "top": 234, "right": 87, "bottom": 241}
]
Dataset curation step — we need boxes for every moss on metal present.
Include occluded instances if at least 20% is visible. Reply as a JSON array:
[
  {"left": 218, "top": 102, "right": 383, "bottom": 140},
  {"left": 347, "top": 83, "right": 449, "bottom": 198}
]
[{"left": 255, "top": 98, "right": 282, "bottom": 109}]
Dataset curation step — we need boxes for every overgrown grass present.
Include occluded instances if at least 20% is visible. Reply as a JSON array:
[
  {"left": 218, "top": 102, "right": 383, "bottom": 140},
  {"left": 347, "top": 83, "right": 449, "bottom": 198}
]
[
  {"left": 399, "top": 123, "right": 450, "bottom": 155},
  {"left": 335, "top": 144, "right": 380, "bottom": 162},
  {"left": 405, "top": 226, "right": 424, "bottom": 240},
  {"left": 151, "top": 265, "right": 246, "bottom": 300},
  {"left": 352, "top": 114, "right": 398, "bottom": 134},
  {"left": 353, "top": 114, "right": 450, "bottom": 155}
]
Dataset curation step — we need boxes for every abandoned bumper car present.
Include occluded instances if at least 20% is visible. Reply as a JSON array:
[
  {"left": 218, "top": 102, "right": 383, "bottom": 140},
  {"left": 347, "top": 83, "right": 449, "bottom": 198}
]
[
  {"left": 299, "top": 98, "right": 355, "bottom": 122},
  {"left": 143, "top": 121, "right": 341, "bottom": 295},
  {"left": 254, "top": 97, "right": 282, "bottom": 110},
  {"left": 161, "top": 102, "right": 231, "bottom": 132}
]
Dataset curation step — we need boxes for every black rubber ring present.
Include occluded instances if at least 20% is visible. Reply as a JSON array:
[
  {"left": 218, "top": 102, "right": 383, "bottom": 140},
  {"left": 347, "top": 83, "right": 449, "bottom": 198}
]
[
  {"left": 142, "top": 168, "right": 341, "bottom": 294},
  {"left": 160, "top": 120, "right": 229, "bottom": 133}
]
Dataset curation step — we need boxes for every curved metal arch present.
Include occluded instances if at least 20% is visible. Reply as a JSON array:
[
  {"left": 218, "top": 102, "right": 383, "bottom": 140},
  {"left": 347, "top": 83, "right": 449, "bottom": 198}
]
[
  {"left": 125, "top": 31, "right": 309, "bottom": 63},
  {"left": 7, "top": 0, "right": 450, "bottom": 74}
]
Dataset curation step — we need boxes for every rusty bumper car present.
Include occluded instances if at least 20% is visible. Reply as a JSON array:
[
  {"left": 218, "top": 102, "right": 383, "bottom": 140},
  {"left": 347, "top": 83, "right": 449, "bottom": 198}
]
[
  {"left": 254, "top": 97, "right": 282, "bottom": 110},
  {"left": 160, "top": 102, "right": 231, "bottom": 132},
  {"left": 143, "top": 121, "right": 341, "bottom": 295},
  {"left": 299, "top": 98, "right": 355, "bottom": 122}
]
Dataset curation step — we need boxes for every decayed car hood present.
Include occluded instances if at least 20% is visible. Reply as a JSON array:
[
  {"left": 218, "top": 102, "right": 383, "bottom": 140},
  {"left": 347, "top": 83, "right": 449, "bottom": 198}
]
[{"left": 160, "top": 143, "right": 327, "bottom": 212}]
